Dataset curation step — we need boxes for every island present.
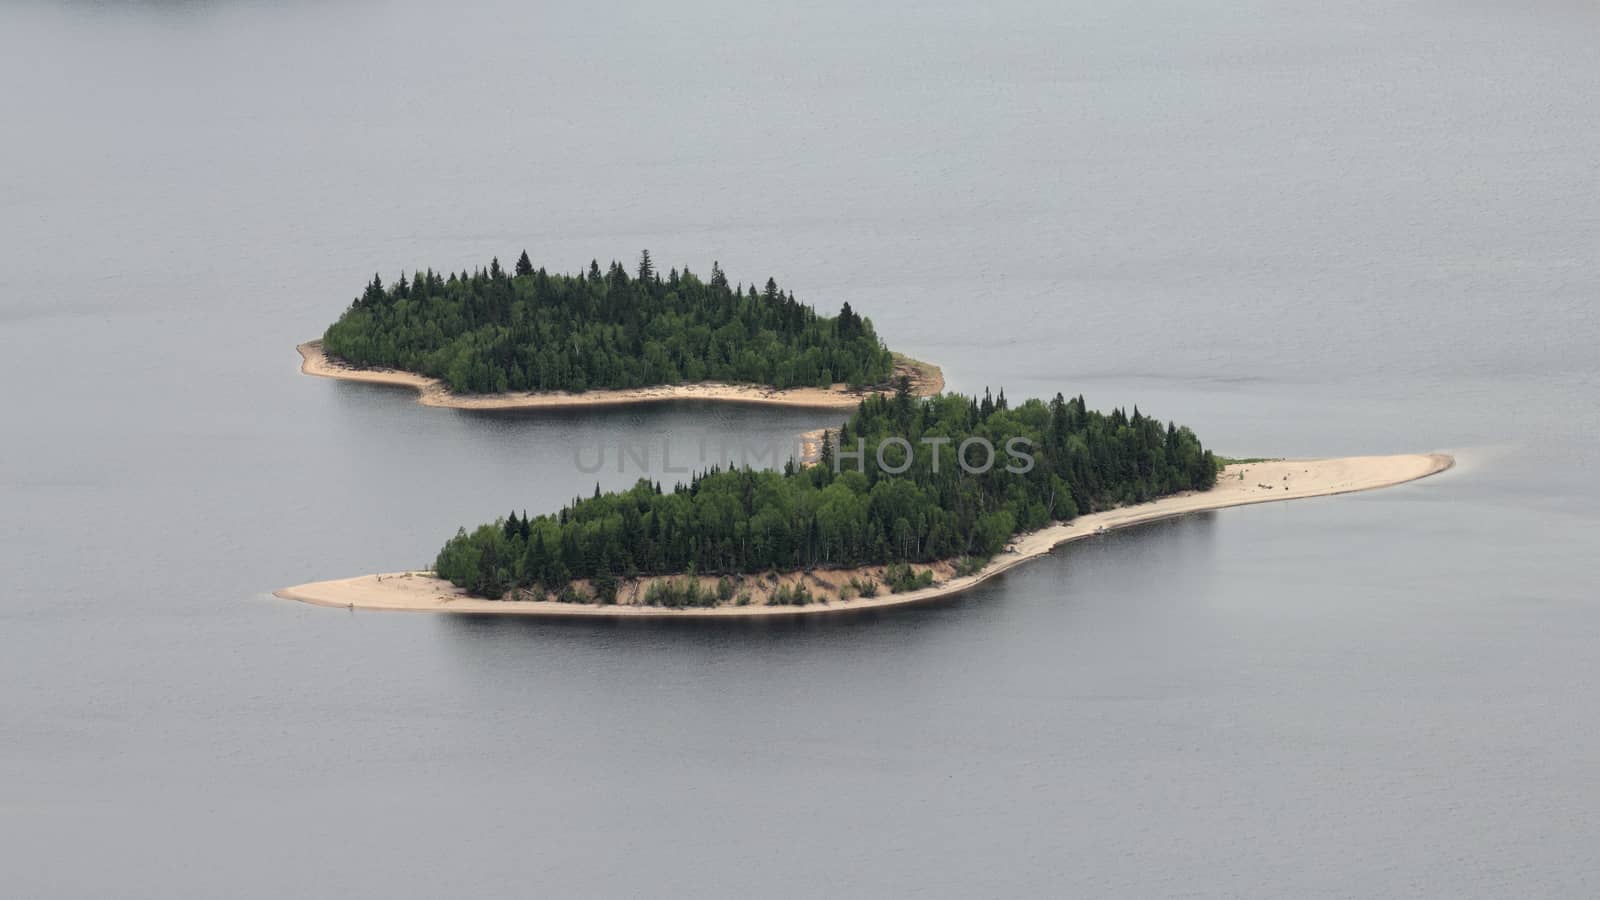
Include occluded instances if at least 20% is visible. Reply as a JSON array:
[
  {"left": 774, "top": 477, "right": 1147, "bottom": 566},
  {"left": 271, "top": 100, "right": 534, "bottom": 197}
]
[
  {"left": 275, "top": 389, "right": 1453, "bottom": 617},
  {"left": 298, "top": 251, "right": 942, "bottom": 410}
]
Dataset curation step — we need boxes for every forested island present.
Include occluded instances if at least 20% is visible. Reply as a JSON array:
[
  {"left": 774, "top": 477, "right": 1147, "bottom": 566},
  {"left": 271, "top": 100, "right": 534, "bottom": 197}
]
[
  {"left": 316, "top": 251, "right": 921, "bottom": 397},
  {"left": 283, "top": 293, "right": 1454, "bottom": 617},
  {"left": 431, "top": 387, "right": 1218, "bottom": 606}
]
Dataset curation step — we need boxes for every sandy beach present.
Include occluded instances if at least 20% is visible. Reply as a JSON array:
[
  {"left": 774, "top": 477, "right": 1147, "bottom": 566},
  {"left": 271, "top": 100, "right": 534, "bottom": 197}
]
[
  {"left": 297, "top": 341, "right": 944, "bottom": 410},
  {"left": 276, "top": 452, "right": 1453, "bottom": 618}
]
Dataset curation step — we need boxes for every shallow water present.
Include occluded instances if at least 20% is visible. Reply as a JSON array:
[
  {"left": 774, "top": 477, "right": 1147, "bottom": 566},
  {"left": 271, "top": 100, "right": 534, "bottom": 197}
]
[{"left": 3, "top": 1, "right": 1598, "bottom": 896}]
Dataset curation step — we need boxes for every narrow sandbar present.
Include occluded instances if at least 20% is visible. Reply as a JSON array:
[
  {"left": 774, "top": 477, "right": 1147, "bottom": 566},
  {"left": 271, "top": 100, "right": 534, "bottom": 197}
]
[
  {"left": 297, "top": 341, "right": 943, "bottom": 410},
  {"left": 275, "top": 453, "right": 1453, "bottom": 618}
]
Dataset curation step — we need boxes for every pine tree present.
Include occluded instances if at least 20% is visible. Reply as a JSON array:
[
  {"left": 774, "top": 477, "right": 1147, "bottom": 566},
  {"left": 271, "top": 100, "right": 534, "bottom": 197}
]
[
  {"left": 358, "top": 273, "right": 384, "bottom": 308},
  {"left": 434, "top": 388, "right": 1219, "bottom": 599},
  {"left": 322, "top": 254, "right": 898, "bottom": 395},
  {"left": 637, "top": 249, "right": 655, "bottom": 282},
  {"left": 522, "top": 530, "right": 551, "bottom": 588}
]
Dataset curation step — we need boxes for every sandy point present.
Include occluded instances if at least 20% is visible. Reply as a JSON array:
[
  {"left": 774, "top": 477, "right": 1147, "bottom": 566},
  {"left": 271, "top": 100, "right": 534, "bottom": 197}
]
[
  {"left": 296, "top": 341, "right": 943, "bottom": 411},
  {"left": 275, "top": 453, "right": 1453, "bottom": 620}
]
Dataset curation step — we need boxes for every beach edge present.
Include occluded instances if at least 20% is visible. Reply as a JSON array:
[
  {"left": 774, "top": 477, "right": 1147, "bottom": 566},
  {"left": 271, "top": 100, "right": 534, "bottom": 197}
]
[
  {"left": 274, "top": 453, "right": 1454, "bottom": 619},
  {"left": 297, "top": 340, "right": 943, "bottom": 411}
]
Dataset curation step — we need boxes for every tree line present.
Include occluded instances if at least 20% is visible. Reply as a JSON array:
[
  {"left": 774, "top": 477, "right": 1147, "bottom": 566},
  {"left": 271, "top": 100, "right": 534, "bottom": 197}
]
[
  {"left": 321, "top": 251, "right": 895, "bottom": 394},
  {"left": 434, "top": 385, "right": 1217, "bottom": 601}
]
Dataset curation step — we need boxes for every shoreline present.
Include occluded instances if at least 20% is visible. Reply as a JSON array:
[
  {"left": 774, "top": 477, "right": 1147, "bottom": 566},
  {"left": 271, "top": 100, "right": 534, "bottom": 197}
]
[
  {"left": 297, "top": 341, "right": 944, "bottom": 411},
  {"left": 275, "top": 453, "right": 1454, "bottom": 619}
]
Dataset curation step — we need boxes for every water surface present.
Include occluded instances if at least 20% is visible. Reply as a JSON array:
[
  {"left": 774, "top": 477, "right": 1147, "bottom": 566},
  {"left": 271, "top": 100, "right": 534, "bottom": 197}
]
[{"left": 2, "top": 1, "right": 1598, "bottom": 896}]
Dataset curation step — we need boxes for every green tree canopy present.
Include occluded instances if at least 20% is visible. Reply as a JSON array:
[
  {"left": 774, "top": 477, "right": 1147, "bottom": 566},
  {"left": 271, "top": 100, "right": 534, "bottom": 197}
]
[
  {"left": 321, "top": 253, "right": 897, "bottom": 394},
  {"left": 434, "top": 390, "right": 1218, "bottom": 601}
]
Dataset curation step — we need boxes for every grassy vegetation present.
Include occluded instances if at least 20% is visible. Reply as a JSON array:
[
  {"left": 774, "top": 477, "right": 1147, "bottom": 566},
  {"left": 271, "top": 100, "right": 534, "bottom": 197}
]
[{"left": 1214, "top": 456, "right": 1281, "bottom": 469}]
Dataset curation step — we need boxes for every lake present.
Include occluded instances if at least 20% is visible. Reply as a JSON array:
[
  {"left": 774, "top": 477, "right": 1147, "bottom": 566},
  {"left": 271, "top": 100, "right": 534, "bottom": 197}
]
[{"left": 2, "top": 0, "right": 1597, "bottom": 896}]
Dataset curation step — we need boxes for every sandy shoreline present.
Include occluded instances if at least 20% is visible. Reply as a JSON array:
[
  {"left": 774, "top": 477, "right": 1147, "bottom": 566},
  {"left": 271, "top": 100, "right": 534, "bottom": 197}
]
[
  {"left": 275, "top": 453, "right": 1453, "bottom": 619},
  {"left": 297, "top": 341, "right": 944, "bottom": 410}
]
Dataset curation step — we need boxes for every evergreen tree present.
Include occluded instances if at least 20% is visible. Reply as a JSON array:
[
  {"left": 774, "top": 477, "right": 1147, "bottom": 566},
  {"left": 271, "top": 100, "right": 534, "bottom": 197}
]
[
  {"left": 433, "top": 390, "right": 1217, "bottom": 601},
  {"left": 321, "top": 253, "right": 897, "bottom": 394}
]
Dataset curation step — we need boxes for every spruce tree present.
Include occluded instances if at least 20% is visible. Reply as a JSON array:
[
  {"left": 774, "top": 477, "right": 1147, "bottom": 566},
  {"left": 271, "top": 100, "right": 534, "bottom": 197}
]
[{"left": 323, "top": 254, "right": 898, "bottom": 394}]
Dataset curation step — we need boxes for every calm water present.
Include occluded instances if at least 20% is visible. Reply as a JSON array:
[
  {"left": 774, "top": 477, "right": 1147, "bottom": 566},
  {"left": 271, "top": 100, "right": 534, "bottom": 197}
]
[{"left": 4, "top": 1, "right": 1599, "bottom": 896}]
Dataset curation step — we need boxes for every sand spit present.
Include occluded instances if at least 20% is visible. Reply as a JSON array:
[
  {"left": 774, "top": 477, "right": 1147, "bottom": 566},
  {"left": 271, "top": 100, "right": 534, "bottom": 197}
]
[
  {"left": 297, "top": 341, "right": 943, "bottom": 411},
  {"left": 275, "top": 453, "right": 1453, "bottom": 619}
]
